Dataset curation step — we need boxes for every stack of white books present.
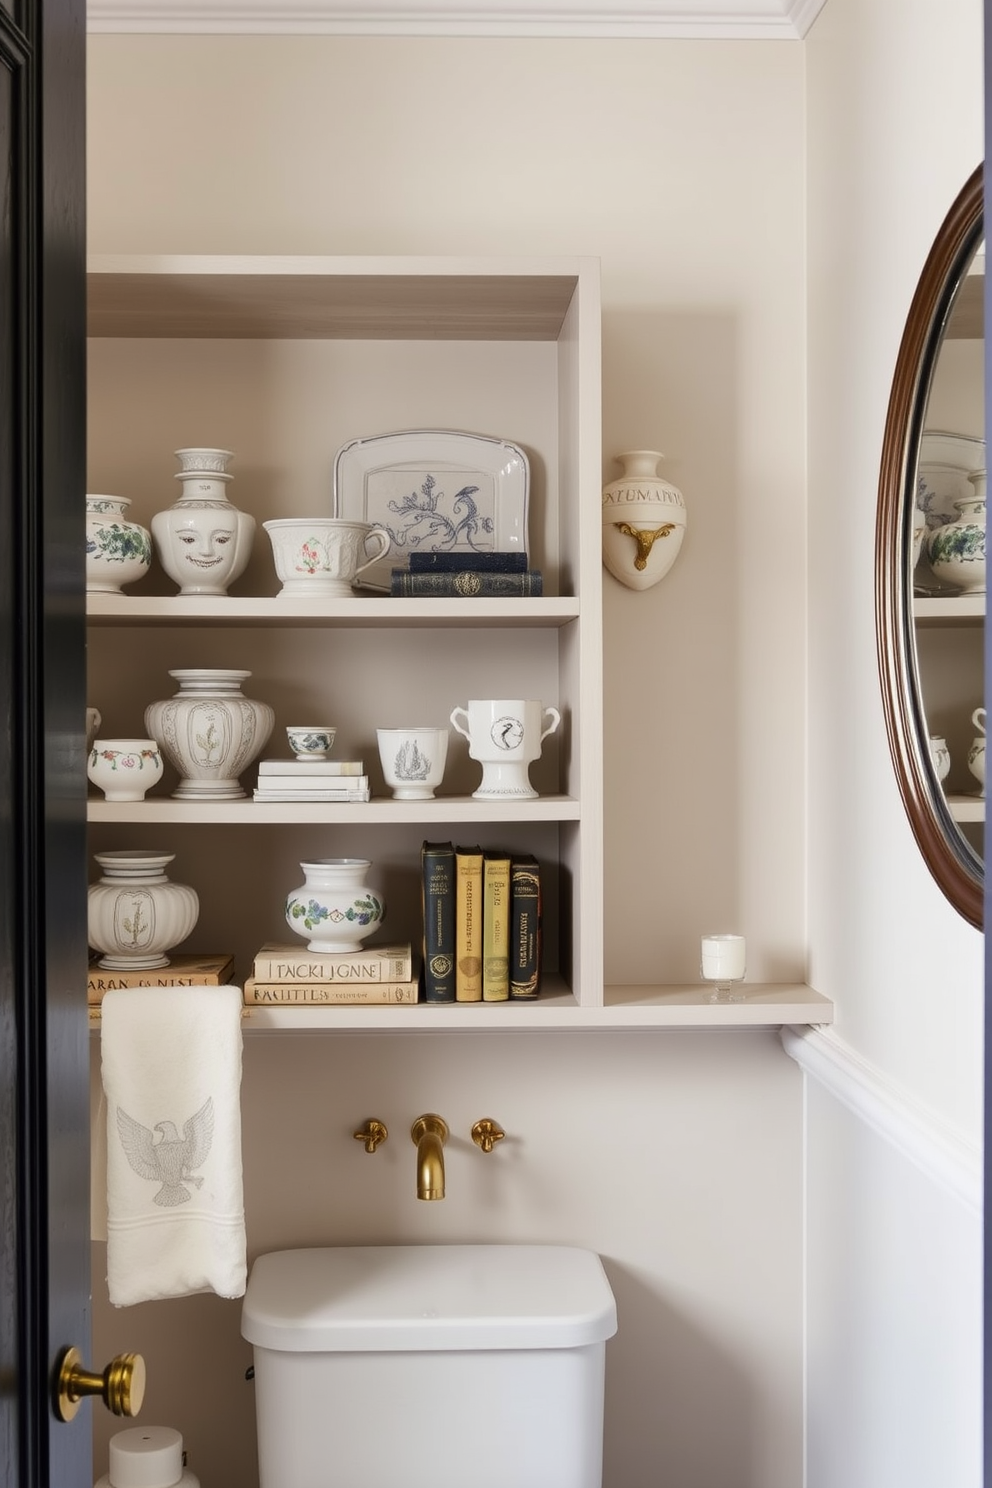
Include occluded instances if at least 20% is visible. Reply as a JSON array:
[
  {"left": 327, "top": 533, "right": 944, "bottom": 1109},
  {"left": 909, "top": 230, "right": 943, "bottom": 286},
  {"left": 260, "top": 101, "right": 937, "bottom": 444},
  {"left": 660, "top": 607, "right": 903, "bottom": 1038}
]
[{"left": 253, "top": 758, "right": 371, "bottom": 802}]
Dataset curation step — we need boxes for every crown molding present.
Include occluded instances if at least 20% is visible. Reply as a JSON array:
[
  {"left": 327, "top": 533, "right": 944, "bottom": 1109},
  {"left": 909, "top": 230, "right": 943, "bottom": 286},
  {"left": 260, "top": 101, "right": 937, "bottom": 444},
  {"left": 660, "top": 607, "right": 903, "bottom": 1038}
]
[{"left": 87, "top": 0, "right": 830, "bottom": 40}]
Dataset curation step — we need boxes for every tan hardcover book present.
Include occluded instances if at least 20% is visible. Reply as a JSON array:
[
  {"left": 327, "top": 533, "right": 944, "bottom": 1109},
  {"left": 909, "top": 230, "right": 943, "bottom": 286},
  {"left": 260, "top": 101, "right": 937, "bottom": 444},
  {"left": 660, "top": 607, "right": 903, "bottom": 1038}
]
[
  {"left": 482, "top": 852, "right": 511, "bottom": 1002},
  {"left": 87, "top": 953, "right": 235, "bottom": 1004},
  {"left": 243, "top": 978, "right": 419, "bottom": 1005},
  {"left": 455, "top": 845, "right": 484, "bottom": 1002},
  {"left": 252, "top": 942, "right": 413, "bottom": 983}
]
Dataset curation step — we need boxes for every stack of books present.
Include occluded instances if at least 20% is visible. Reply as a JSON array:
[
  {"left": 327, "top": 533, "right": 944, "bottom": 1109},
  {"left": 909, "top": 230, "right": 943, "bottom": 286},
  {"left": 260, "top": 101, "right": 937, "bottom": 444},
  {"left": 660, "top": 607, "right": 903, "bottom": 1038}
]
[
  {"left": 421, "top": 841, "right": 542, "bottom": 1004},
  {"left": 87, "top": 952, "right": 236, "bottom": 1015},
  {"left": 253, "top": 757, "right": 370, "bottom": 803},
  {"left": 243, "top": 941, "right": 420, "bottom": 1004},
  {"left": 390, "top": 551, "right": 543, "bottom": 598}
]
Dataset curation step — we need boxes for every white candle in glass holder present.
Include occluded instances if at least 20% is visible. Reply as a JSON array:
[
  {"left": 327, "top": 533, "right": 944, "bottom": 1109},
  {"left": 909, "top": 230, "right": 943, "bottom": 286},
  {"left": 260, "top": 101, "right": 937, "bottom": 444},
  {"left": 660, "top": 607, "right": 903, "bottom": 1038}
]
[{"left": 700, "top": 934, "right": 746, "bottom": 987}]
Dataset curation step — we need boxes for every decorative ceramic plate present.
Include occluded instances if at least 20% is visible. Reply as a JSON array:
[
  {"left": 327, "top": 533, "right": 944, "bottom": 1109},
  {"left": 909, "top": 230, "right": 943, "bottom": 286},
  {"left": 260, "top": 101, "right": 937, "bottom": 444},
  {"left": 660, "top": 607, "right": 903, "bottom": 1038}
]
[{"left": 333, "top": 429, "right": 529, "bottom": 591}]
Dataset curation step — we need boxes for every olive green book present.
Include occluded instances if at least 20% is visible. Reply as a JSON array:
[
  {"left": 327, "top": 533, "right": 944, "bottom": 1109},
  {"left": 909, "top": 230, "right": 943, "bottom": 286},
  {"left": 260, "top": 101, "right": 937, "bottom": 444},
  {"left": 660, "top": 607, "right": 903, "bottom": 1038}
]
[{"left": 482, "top": 852, "right": 511, "bottom": 1002}]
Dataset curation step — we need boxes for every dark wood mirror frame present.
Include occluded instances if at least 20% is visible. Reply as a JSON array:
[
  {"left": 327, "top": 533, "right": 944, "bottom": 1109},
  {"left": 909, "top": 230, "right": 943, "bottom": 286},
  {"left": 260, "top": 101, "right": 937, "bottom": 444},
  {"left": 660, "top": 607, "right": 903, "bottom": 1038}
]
[{"left": 876, "top": 161, "right": 984, "bottom": 929}]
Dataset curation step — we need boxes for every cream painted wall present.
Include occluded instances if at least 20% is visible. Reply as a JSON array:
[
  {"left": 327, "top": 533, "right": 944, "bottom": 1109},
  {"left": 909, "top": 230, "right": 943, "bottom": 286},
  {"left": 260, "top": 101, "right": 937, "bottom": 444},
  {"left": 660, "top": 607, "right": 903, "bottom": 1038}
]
[
  {"left": 86, "top": 33, "right": 808, "bottom": 1488},
  {"left": 804, "top": 0, "right": 983, "bottom": 1483}
]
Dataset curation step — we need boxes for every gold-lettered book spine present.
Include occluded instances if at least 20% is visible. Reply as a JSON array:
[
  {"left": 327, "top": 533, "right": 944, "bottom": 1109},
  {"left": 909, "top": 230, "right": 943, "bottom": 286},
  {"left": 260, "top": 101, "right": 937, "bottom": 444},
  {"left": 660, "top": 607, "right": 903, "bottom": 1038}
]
[
  {"left": 482, "top": 852, "right": 511, "bottom": 1002},
  {"left": 251, "top": 943, "right": 413, "bottom": 983},
  {"left": 455, "top": 845, "right": 484, "bottom": 1002},
  {"left": 243, "top": 978, "right": 420, "bottom": 1005},
  {"left": 87, "top": 955, "right": 235, "bottom": 1004}
]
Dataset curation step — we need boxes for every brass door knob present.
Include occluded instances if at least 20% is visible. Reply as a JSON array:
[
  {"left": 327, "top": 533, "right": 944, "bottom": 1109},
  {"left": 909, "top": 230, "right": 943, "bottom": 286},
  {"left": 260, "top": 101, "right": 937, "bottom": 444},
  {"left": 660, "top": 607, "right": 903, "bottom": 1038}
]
[{"left": 55, "top": 1346, "right": 146, "bottom": 1422}]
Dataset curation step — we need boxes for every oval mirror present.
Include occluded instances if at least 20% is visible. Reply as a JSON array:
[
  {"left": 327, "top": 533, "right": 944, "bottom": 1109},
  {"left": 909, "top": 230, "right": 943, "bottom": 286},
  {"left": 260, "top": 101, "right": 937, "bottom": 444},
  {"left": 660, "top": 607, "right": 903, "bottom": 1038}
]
[{"left": 876, "top": 162, "right": 984, "bottom": 929}]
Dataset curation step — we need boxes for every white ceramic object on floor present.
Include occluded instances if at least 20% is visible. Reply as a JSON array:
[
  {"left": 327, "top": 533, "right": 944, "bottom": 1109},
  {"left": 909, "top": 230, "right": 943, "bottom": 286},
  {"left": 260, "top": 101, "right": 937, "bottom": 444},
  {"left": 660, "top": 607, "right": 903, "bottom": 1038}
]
[
  {"left": 601, "top": 450, "right": 687, "bottom": 591},
  {"left": 87, "top": 850, "right": 199, "bottom": 970},
  {"left": 263, "top": 518, "right": 391, "bottom": 597},
  {"left": 85, "top": 496, "right": 152, "bottom": 594},
  {"left": 87, "top": 738, "right": 164, "bottom": 802},
  {"left": 286, "top": 726, "right": 337, "bottom": 758},
  {"left": 145, "top": 668, "right": 275, "bottom": 800},
  {"left": 285, "top": 859, "right": 385, "bottom": 952},
  {"left": 151, "top": 447, "right": 255, "bottom": 596},
  {"left": 450, "top": 698, "right": 560, "bottom": 799},
  {"left": 376, "top": 727, "right": 448, "bottom": 799}
]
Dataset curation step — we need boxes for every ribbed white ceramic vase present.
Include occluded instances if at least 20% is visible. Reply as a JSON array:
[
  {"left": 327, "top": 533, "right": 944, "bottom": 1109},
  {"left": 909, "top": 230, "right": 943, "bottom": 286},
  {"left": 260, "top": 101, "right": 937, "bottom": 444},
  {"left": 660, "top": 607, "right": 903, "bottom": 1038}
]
[
  {"left": 145, "top": 668, "right": 275, "bottom": 800},
  {"left": 87, "top": 851, "right": 199, "bottom": 970}
]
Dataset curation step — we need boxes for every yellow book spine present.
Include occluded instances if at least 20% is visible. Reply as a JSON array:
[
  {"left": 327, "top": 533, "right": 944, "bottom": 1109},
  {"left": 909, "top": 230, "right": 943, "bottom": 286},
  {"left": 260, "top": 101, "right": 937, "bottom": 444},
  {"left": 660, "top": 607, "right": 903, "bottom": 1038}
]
[
  {"left": 243, "top": 979, "right": 419, "bottom": 1005},
  {"left": 482, "top": 854, "right": 511, "bottom": 1002},
  {"left": 455, "top": 846, "right": 484, "bottom": 1002}
]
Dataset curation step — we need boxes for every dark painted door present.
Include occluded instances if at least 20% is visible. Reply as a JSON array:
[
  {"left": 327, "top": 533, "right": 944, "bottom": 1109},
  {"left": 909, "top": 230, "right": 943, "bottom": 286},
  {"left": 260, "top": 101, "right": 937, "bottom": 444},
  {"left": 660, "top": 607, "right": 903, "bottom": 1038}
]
[{"left": 0, "top": 0, "right": 89, "bottom": 1485}]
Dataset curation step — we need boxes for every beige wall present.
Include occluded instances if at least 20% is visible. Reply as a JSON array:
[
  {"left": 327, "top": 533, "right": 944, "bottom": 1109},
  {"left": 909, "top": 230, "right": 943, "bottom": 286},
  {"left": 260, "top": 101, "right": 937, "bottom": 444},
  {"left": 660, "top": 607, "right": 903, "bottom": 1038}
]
[
  {"left": 88, "top": 30, "right": 802, "bottom": 1488},
  {"left": 804, "top": 0, "right": 983, "bottom": 1482}
]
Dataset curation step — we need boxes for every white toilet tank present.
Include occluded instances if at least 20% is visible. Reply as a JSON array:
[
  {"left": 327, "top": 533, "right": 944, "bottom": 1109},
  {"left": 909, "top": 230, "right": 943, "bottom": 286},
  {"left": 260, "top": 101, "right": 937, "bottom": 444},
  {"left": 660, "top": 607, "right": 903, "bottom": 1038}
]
[{"left": 241, "top": 1243, "right": 618, "bottom": 1488}]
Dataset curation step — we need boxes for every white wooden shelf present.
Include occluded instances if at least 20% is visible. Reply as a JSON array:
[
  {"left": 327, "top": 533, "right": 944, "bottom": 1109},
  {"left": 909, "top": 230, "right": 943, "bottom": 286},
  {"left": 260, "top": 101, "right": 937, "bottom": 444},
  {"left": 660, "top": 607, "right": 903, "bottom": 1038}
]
[
  {"left": 913, "top": 594, "right": 985, "bottom": 625},
  {"left": 87, "top": 983, "right": 833, "bottom": 1033},
  {"left": 946, "top": 792, "right": 985, "bottom": 823},
  {"left": 87, "top": 793, "right": 581, "bottom": 825},
  {"left": 86, "top": 595, "right": 581, "bottom": 628}
]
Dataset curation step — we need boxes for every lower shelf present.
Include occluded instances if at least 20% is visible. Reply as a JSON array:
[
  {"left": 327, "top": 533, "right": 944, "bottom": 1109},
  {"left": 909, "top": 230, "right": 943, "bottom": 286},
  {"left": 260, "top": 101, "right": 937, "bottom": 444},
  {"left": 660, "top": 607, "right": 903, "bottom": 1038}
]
[{"left": 86, "top": 982, "right": 833, "bottom": 1033}]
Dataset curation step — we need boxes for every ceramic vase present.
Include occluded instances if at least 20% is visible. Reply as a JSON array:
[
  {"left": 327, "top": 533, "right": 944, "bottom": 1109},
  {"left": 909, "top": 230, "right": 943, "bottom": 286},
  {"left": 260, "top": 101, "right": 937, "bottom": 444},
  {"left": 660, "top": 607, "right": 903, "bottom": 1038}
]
[
  {"left": 969, "top": 706, "right": 986, "bottom": 796},
  {"left": 144, "top": 668, "right": 275, "bottom": 800},
  {"left": 285, "top": 858, "right": 386, "bottom": 952},
  {"left": 87, "top": 850, "right": 199, "bottom": 970},
  {"left": 151, "top": 448, "right": 255, "bottom": 596},
  {"left": 928, "top": 734, "right": 951, "bottom": 784},
  {"left": 926, "top": 469, "right": 986, "bottom": 594},
  {"left": 85, "top": 495, "right": 153, "bottom": 594},
  {"left": 87, "top": 738, "right": 164, "bottom": 802},
  {"left": 601, "top": 451, "right": 687, "bottom": 591}
]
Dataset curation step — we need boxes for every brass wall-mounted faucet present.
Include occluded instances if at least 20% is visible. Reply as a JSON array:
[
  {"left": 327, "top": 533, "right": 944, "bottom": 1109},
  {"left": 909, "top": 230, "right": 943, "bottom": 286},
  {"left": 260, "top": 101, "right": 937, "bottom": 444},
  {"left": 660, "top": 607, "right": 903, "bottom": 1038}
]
[{"left": 411, "top": 1113, "right": 448, "bottom": 1200}]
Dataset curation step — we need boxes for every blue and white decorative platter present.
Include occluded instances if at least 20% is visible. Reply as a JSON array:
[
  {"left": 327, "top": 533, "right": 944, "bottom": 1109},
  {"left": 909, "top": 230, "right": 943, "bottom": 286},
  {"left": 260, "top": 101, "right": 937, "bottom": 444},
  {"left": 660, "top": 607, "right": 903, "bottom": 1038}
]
[{"left": 332, "top": 429, "right": 529, "bottom": 592}]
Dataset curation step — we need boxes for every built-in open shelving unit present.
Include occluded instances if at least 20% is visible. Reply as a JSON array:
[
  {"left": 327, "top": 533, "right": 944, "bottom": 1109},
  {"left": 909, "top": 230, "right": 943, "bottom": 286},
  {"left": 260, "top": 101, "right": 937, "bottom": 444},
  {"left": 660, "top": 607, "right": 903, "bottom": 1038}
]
[{"left": 86, "top": 254, "right": 832, "bottom": 1033}]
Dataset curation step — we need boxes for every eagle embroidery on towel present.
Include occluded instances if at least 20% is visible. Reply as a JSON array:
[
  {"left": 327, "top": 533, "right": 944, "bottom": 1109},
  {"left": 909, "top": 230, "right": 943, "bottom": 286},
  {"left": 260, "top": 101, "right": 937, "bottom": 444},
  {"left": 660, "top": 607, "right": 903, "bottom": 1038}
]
[{"left": 116, "top": 1099, "right": 214, "bottom": 1206}]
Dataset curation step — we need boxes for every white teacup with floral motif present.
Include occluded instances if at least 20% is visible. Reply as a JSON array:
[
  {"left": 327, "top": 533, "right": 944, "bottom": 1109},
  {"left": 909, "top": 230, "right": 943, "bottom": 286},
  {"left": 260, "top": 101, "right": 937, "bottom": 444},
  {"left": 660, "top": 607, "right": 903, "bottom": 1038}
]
[
  {"left": 450, "top": 699, "right": 561, "bottom": 799},
  {"left": 264, "top": 518, "right": 391, "bottom": 597},
  {"left": 377, "top": 727, "right": 448, "bottom": 800},
  {"left": 87, "top": 738, "right": 164, "bottom": 802}
]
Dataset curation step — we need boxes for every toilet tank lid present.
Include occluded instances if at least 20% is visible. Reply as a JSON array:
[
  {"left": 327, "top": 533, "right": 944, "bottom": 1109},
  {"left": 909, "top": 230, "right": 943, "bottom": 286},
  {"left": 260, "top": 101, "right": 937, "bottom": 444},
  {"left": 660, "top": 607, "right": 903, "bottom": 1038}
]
[{"left": 241, "top": 1244, "right": 618, "bottom": 1352}]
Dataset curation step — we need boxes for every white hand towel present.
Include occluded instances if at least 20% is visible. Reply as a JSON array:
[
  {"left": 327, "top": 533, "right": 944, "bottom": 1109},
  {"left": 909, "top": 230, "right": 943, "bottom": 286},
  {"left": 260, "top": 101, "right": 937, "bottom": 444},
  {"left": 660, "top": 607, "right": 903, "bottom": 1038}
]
[{"left": 101, "top": 983, "right": 247, "bottom": 1306}]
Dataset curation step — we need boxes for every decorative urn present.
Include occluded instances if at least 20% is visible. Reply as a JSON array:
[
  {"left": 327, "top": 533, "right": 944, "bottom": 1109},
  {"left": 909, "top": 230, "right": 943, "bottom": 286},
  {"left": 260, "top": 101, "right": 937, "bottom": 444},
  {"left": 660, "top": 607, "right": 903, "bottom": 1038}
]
[
  {"left": 87, "top": 850, "right": 199, "bottom": 970},
  {"left": 151, "top": 448, "right": 255, "bottom": 596},
  {"left": 601, "top": 451, "right": 687, "bottom": 591},
  {"left": 285, "top": 858, "right": 386, "bottom": 953},
  {"left": 144, "top": 668, "right": 274, "bottom": 800},
  {"left": 86, "top": 495, "right": 153, "bottom": 594}
]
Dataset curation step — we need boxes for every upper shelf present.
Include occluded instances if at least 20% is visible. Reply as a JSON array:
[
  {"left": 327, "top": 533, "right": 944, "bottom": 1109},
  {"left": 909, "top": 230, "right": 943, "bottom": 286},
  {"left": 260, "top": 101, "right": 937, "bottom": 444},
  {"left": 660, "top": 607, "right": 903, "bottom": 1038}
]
[
  {"left": 85, "top": 595, "right": 581, "bottom": 628},
  {"left": 913, "top": 594, "right": 985, "bottom": 626},
  {"left": 87, "top": 255, "right": 588, "bottom": 341}
]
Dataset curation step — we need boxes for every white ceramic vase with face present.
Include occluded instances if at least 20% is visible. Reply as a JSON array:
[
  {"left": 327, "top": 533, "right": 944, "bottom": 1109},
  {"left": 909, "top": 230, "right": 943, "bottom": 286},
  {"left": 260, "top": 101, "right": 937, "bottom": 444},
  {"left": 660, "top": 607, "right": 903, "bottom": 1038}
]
[
  {"left": 450, "top": 699, "right": 561, "bottom": 799},
  {"left": 151, "top": 448, "right": 255, "bottom": 596}
]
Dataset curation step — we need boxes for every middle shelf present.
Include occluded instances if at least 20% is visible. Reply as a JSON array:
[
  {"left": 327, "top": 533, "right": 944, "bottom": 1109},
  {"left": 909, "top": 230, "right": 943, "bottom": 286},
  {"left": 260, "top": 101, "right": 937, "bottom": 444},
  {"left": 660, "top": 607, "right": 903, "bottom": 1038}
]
[{"left": 87, "top": 794, "right": 582, "bottom": 825}]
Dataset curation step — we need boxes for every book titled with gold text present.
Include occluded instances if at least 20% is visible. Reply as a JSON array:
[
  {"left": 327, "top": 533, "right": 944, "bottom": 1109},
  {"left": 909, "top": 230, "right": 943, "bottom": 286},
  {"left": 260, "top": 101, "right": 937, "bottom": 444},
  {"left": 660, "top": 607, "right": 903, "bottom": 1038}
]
[
  {"left": 252, "top": 942, "right": 413, "bottom": 983},
  {"left": 482, "top": 852, "right": 511, "bottom": 1002},
  {"left": 455, "top": 845, "right": 484, "bottom": 1002},
  {"left": 87, "top": 953, "right": 235, "bottom": 1004},
  {"left": 243, "top": 978, "right": 419, "bottom": 1005}
]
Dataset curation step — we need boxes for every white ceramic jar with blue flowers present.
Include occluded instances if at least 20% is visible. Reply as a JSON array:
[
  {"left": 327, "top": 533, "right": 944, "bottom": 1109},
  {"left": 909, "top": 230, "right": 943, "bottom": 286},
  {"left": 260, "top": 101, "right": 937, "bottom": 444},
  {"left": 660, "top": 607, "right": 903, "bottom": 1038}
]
[{"left": 85, "top": 494, "right": 152, "bottom": 594}]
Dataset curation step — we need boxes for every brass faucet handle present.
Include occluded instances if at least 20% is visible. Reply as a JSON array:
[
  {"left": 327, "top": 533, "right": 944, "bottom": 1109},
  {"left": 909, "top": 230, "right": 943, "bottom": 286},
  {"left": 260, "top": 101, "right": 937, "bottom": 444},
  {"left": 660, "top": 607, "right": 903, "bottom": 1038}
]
[
  {"left": 471, "top": 1118, "right": 505, "bottom": 1154},
  {"left": 354, "top": 1119, "right": 388, "bottom": 1153}
]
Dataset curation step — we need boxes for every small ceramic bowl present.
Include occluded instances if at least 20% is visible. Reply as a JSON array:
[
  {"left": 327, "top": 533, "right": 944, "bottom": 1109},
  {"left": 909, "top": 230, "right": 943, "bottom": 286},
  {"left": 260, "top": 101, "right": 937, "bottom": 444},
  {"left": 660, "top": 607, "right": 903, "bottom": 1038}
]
[
  {"left": 87, "top": 739, "right": 164, "bottom": 802},
  {"left": 286, "top": 726, "right": 336, "bottom": 758}
]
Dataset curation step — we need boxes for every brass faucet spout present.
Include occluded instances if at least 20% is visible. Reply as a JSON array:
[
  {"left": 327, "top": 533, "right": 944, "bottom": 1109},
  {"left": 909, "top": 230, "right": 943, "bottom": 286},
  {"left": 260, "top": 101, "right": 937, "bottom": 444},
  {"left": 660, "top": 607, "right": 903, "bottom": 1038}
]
[{"left": 411, "top": 1113, "right": 448, "bottom": 1200}]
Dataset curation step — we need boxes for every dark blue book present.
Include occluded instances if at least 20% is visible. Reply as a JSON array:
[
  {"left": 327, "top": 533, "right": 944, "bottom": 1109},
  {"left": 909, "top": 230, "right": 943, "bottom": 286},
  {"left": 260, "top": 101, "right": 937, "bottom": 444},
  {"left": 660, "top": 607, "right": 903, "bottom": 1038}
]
[
  {"left": 391, "top": 569, "right": 543, "bottom": 597},
  {"left": 408, "top": 550, "right": 529, "bottom": 574},
  {"left": 421, "top": 840, "right": 456, "bottom": 1003}
]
